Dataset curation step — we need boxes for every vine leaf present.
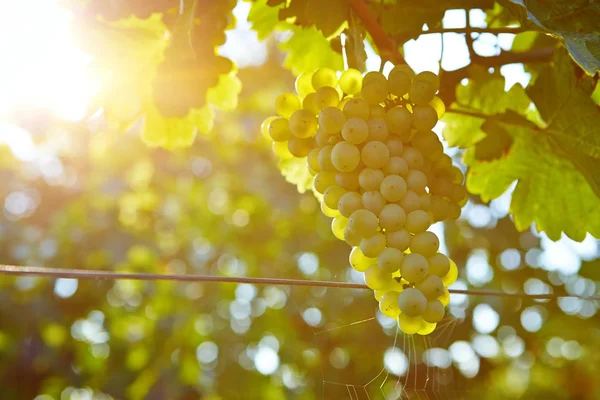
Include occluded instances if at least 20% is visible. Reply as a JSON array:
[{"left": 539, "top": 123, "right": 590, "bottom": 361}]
[
  {"left": 277, "top": 157, "right": 315, "bottom": 195},
  {"left": 141, "top": 105, "right": 214, "bottom": 150},
  {"left": 207, "top": 73, "right": 243, "bottom": 111},
  {"left": 304, "top": 0, "right": 348, "bottom": 38},
  {"left": 279, "top": 25, "right": 344, "bottom": 74}
]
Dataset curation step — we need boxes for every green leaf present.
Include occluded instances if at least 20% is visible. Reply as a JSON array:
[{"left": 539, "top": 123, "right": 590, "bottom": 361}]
[
  {"left": 474, "top": 120, "right": 514, "bottom": 161},
  {"left": 207, "top": 73, "right": 243, "bottom": 111},
  {"left": 277, "top": 157, "right": 314, "bottom": 194},
  {"left": 304, "top": 0, "right": 348, "bottom": 38},
  {"left": 141, "top": 105, "right": 215, "bottom": 149},
  {"left": 248, "top": 0, "right": 283, "bottom": 40},
  {"left": 442, "top": 112, "right": 486, "bottom": 148},
  {"left": 279, "top": 25, "right": 344, "bottom": 74}
]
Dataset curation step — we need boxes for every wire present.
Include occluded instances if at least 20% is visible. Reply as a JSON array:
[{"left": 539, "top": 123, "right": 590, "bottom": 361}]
[{"left": 1, "top": 264, "right": 598, "bottom": 301}]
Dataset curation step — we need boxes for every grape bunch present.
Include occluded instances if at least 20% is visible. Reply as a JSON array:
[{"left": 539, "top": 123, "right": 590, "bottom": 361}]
[{"left": 262, "top": 66, "right": 467, "bottom": 335}]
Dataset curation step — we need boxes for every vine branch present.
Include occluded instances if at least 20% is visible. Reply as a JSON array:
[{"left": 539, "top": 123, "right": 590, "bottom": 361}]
[{"left": 421, "top": 27, "right": 529, "bottom": 35}]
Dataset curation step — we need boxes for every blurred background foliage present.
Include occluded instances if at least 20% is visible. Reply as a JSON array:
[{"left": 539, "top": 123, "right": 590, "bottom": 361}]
[{"left": 0, "top": 0, "right": 599, "bottom": 399}]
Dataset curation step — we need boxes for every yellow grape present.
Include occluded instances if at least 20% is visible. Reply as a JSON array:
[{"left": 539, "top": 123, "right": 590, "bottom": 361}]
[
  {"left": 400, "top": 253, "right": 429, "bottom": 283},
  {"left": 380, "top": 175, "right": 408, "bottom": 202},
  {"left": 386, "top": 138, "right": 404, "bottom": 157},
  {"left": 417, "top": 321, "right": 437, "bottom": 335},
  {"left": 438, "top": 288, "right": 450, "bottom": 306},
  {"left": 312, "top": 68, "right": 338, "bottom": 90},
  {"left": 441, "top": 258, "right": 458, "bottom": 286},
  {"left": 335, "top": 171, "right": 360, "bottom": 191},
  {"left": 359, "top": 168, "right": 385, "bottom": 191},
  {"left": 362, "top": 80, "right": 388, "bottom": 105},
  {"left": 360, "top": 232, "right": 386, "bottom": 258},
  {"left": 385, "top": 106, "right": 412, "bottom": 141},
  {"left": 331, "top": 216, "right": 348, "bottom": 241},
  {"left": 343, "top": 98, "right": 370, "bottom": 120},
  {"left": 415, "top": 274, "right": 444, "bottom": 300},
  {"left": 331, "top": 142, "right": 360, "bottom": 172},
  {"left": 378, "top": 247, "right": 404, "bottom": 273},
  {"left": 408, "top": 79, "right": 436, "bottom": 105},
  {"left": 338, "top": 191, "right": 363, "bottom": 218},
  {"left": 367, "top": 118, "right": 388, "bottom": 142},
  {"left": 314, "top": 86, "right": 340, "bottom": 110},
  {"left": 295, "top": 71, "right": 315, "bottom": 97},
  {"left": 412, "top": 105, "right": 438, "bottom": 131},
  {"left": 422, "top": 299, "right": 445, "bottom": 323},
  {"left": 401, "top": 147, "right": 424, "bottom": 170},
  {"left": 275, "top": 93, "right": 301, "bottom": 118},
  {"left": 398, "top": 314, "right": 424, "bottom": 335},
  {"left": 362, "top": 191, "right": 386, "bottom": 215},
  {"left": 313, "top": 171, "right": 336, "bottom": 194},
  {"left": 406, "top": 210, "right": 431, "bottom": 234},
  {"left": 302, "top": 93, "right": 320, "bottom": 115},
  {"left": 428, "top": 253, "right": 450, "bottom": 277},
  {"left": 363, "top": 71, "right": 387, "bottom": 87},
  {"left": 364, "top": 264, "right": 393, "bottom": 290},
  {"left": 429, "top": 96, "right": 445, "bottom": 118},
  {"left": 379, "top": 203, "right": 406, "bottom": 232},
  {"left": 379, "top": 291, "right": 401, "bottom": 318},
  {"left": 323, "top": 185, "right": 346, "bottom": 210},
  {"left": 388, "top": 65, "right": 414, "bottom": 96},
  {"left": 344, "top": 226, "right": 361, "bottom": 246},
  {"left": 321, "top": 201, "right": 340, "bottom": 218},
  {"left": 415, "top": 71, "right": 440, "bottom": 92},
  {"left": 348, "top": 209, "right": 378, "bottom": 238},
  {"left": 342, "top": 117, "right": 369, "bottom": 144},
  {"left": 339, "top": 68, "right": 363, "bottom": 94},
  {"left": 383, "top": 156, "right": 409, "bottom": 177},
  {"left": 289, "top": 109, "right": 318, "bottom": 138},
  {"left": 268, "top": 117, "right": 292, "bottom": 142},
  {"left": 361, "top": 141, "right": 389, "bottom": 169},
  {"left": 410, "top": 231, "right": 440, "bottom": 258},
  {"left": 398, "top": 288, "right": 427, "bottom": 316},
  {"left": 397, "top": 190, "right": 420, "bottom": 214},
  {"left": 307, "top": 148, "right": 321, "bottom": 172},
  {"left": 385, "top": 229, "right": 410, "bottom": 251},
  {"left": 318, "top": 145, "right": 335, "bottom": 172},
  {"left": 288, "top": 137, "right": 314, "bottom": 157},
  {"left": 318, "top": 106, "right": 346, "bottom": 133},
  {"left": 369, "top": 105, "right": 386, "bottom": 119},
  {"left": 350, "top": 246, "right": 376, "bottom": 272}
]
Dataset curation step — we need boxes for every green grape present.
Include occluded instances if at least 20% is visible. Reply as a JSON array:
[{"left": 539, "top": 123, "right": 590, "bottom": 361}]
[
  {"left": 342, "top": 118, "right": 369, "bottom": 144},
  {"left": 362, "top": 191, "right": 386, "bottom": 215},
  {"left": 323, "top": 185, "right": 346, "bottom": 210},
  {"left": 359, "top": 168, "right": 384, "bottom": 191},
  {"left": 385, "top": 229, "right": 410, "bottom": 251},
  {"left": 422, "top": 299, "right": 445, "bottom": 323},
  {"left": 268, "top": 117, "right": 292, "bottom": 142},
  {"left": 450, "top": 166, "right": 464, "bottom": 184},
  {"left": 379, "top": 291, "right": 401, "bottom": 318},
  {"left": 343, "top": 98, "right": 370, "bottom": 120},
  {"left": 374, "top": 288, "right": 390, "bottom": 301},
  {"left": 441, "top": 258, "right": 458, "bottom": 286},
  {"left": 331, "top": 216, "right": 348, "bottom": 241},
  {"left": 412, "top": 105, "right": 438, "bottom": 131},
  {"left": 367, "top": 118, "right": 388, "bottom": 142},
  {"left": 272, "top": 141, "right": 293, "bottom": 160},
  {"left": 411, "top": 130, "right": 443, "bottom": 161},
  {"left": 415, "top": 71, "right": 440, "bottom": 92},
  {"left": 401, "top": 147, "right": 424, "bottom": 170},
  {"left": 360, "top": 232, "right": 386, "bottom": 258},
  {"left": 275, "top": 93, "right": 301, "bottom": 118},
  {"left": 339, "top": 68, "right": 363, "bottom": 94},
  {"left": 315, "top": 129, "right": 338, "bottom": 147},
  {"left": 379, "top": 203, "right": 406, "bottom": 231},
  {"left": 370, "top": 105, "right": 386, "bottom": 119},
  {"left": 430, "top": 177, "right": 454, "bottom": 198},
  {"left": 313, "top": 171, "right": 336, "bottom": 194},
  {"left": 302, "top": 93, "right": 321, "bottom": 115},
  {"left": 262, "top": 116, "right": 277, "bottom": 140},
  {"left": 398, "top": 314, "right": 424, "bottom": 335},
  {"left": 397, "top": 190, "right": 420, "bottom": 214},
  {"left": 417, "top": 321, "right": 437, "bottom": 335},
  {"left": 314, "top": 86, "right": 340, "bottom": 110},
  {"left": 415, "top": 274, "right": 444, "bottom": 300},
  {"left": 350, "top": 246, "right": 376, "bottom": 272},
  {"left": 406, "top": 210, "right": 431, "bottom": 234},
  {"left": 386, "top": 138, "right": 404, "bottom": 157},
  {"left": 318, "top": 145, "right": 336, "bottom": 172},
  {"left": 385, "top": 106, "right": 412, "bottom": 141},
  {"left": 388, "top": 65, "right": 414, "bottom": 96},
  {"left": 338, "top": 191, "right": 363, "bottom": 218},
  {"left": 406, "top": 170, "right": 427, "bottom": 194},
  {"left": 430, "top": 195, "right": 451, "bottom": 222},
  {"left": 348, "top": 209, "right": 378, "bottom": 238},
  {"left": 400, "top": 253, "right": 429, "bottom": 283},
  {"left": 429, "top": 96, "right": 445, "bottom": 118},
  {"left": 375, "top": 280, "right": 404, "bottom": 301},
  {"left": 448, "top": 202, "right": 462, "bottom": 220},
  {"left": 383, "top": 156, "right": 409, "bottom": 177},
  {"left": 378, "top": 248, "right": 404, "bottom": 274},
  {"left": 307, "top": 148, "right": 321, "bottom": 172},
  {"left": 438, "top": 288, "right": 450, "bottom": 306},
  {"left": 319, "top": 106, "right": 346, "bottom": 134},
  {"left": 380, "top": 175, "right": 408, "bottom": 202},
  {"left": 344, "top": 226, "right": 361, "bottom": 246},
  {"left": 335, "top": 171, "right": 360, "bottom": 191},
  {"left": 363, "top": 71, "right": 387, "bottom": 87},
  {"left": 289, "top": 109, "right": 318, "bottom": 138},
  {"left": 433, "top": 154, "right": 453, "bottom": 174},
  {"left": 398, "top": 288, "right": 427, "bottom": 316},
  {"left": 312, "top": 68, "right": 338, "bottom": 90},
  {"left": 361, "top": 141, "right": 389, "bottom": 169},
  {"left": 362, "top": 80, "right": 388, "bottom": 105},
  {"left": 321, "top": 201, "right": 340, "bottom": 218},
  {"left": 331, "top": 142, "right": 360, "bottom": 172},
  {"left": 428, "top": 253, "right": 450, "bottom": 278},
  {"left": 410, "top": 232, "right": 439, "bottom": 258},
  {"left": 449, "top": 184, "right": 468, "bottom": 204},
  {"left": 295, "top": 71, "right": 315, "bottom": 97},
  {"left": 364, "top": 264, "right": 393, "bottom": 290},
  {"left": 338, "top": 97, "right": 351, "bottom": 111},
  {"left": 288, "top": 137, "right": 314, "bottom": 157},
  {"left": 409, "top": 79, "right": 436, "bottom": 105}
]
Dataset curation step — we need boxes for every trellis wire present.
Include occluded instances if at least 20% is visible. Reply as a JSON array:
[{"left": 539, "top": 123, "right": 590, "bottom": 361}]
[{"left": 1, "top": 264, "right": 598, "bottom": 301}]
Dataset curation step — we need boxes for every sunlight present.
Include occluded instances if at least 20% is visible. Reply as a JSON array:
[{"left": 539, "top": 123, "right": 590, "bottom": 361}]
[{"left": 0, "top": 0, "right": 97, "bottom": 122}]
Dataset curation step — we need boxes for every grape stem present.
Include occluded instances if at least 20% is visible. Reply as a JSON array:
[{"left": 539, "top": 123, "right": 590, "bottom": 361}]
[{"left": 1, "top": 264, "right": 598, "bottom": 301}]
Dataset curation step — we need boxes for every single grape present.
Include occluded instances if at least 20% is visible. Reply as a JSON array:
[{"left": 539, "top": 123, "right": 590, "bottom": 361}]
[
  {"left": 415, "top": 274, "right": 444, "bottom": 300},
  {"left": 323, "top": 185, "right": 346, "bottom": 210},
  {"left": 400, "top": 253, "right": 429, "bottom": 283},
  {"left": 448, "top": 202, "right": 462, "bottom": 220},
  {"left": 321, "top": 201, "right": 340, "bottom": 218},
  {"left": 362, "top": 80, "right": 388, "bottom": 105},
  {"left": 350, "top": 246, "right": 376, "bottom": 272},
  {"left": 408, "top": 79, "right": 436, "bottom": 105},
  {"left": 422, "top": 299, "right": 445, "bottom": 323},
  {"left": 307, "top": 148, "right": 321, "bottom": 172},
  {"left": 430, "top": 195, "right": 451, "bottom": 222},
  {"left": 418, "top": 194, "right": 431, "bottom": 212},
  {"left": 449, "top": 184, "right": 468, "bottom": 204},
  {"left": 401, "top": 147, "right": 424, "bottom": 170},
  {"left": 406, "top": 210, "right": 431, "bottom": 234},
  {"left": 335, "top": 171, "right": 360, "bottom": 191},
  {"left": 378, "top": 248, "right": 404, "bottom": 273},
  {"left": 379, "top": 203, "right": 406, "bottom": 231},
  {"left": 379, "top": 291, "right": 401, "bottom": 318},
  {"left": 380, "top": 175, "right": 408, "bottom": 202},
  {"left": 331, "top": 142, "right": 360, "bottom": 172},
  {"left": 348, "top": 209, "right": 379, "bottom": 238},
  {"left": 398, "top": 314, "right": 424, "bottom": 335},
  {"left": 417, "top": 321, "right": 437, "bottom": 335},
  {"left": 411, "top": 130, "right": 443, "bottom": 161},
  {"left": 319, "top": 106, "right": 346, "bottom": 133},
  {"left": 338, "top": 191, "right": 363, "bottom": 217},
  {"left": 268, "top": 117, "right": 292, "bottom": 142},
  {"left": 312, "top": 68, "right": 338, "bottom": 90},
  {"left": 359, "top": 168, "right": 385, "bottom": 191},
  {"left": 406, "top": 170, "right": 427, "bottom": 194},
  {"left": 369, "top": 105, "right": 386, "bottom": 119},
  {"left": 411, "top": 232, "right": 439, "bottom": 257},
  {"left": 317, "top": 145, "right": 335, "bottom": 172},
  {"left": 275, "top": 93, "right": 301, "bottom": 118},
  {"left": 363, "top": 71, "right": 387, "bottom": 87},
  {"left": 397, "top": 190, "right": 420, "bottom": 214},
  {"left": 342, "top": 118, "right": 369, "bottom": 144},
  {"left": 383, "top": 156, "right": 409, "bottom": 177},
  {"left": 314, "top": 86, "right": 340, "bottom": 110},
  {"left": 415, "top": 71, "right": 440, "bottom": 92},
  {"left": 428, "top": 253, "right": 450, "bottom": 277},
  {"left": 450, "top": 166, "right": 464, "bottom": 184},
  {"left": 388, "top": 65, "right": 414, "bottom": 96},
  {"left": 412, "top": 105, "right": 438, "bottom": 131},
  {"left": 385, "top": 229, "right": 410, "bottom": 251},
  {"left": 343, "top": 98, "right": 370, "bottom": 120},
  {"left": 361, "top": 141, "right": 390, "bottom": 169},
  {"left": 441, "top": 258, "right": 458, "bottom": 286},
  {"left": 429, "top": 96, "right": 445, "bottom": 118},
  {"left": 362, "top": 191, "right": 386, "bottom": 215},
  {"left": 429, "top": 176, "right": 454, "bottom": 198},
  {"left": 261, "top": 116, "right": 277, "bottom": 140},
  {"left": 438, "top": 288, "right": 450, "bottom": 306},
  {"left": 302, "top": 93, "right": 320, "bottom": 115},
  {"left": 289, "top": 109, "right": 318, "bottom": 138},
  {"left": 295, "top": 71, "right": 314, "bottom": 97},
  {"left": 360, "top": 232, "right": 386, "bottom": 258},
  {"left": 331, "top": 216, "right": 348, "bottom": 241},
  {"left": 315, "top": 129, "right": 331, "bottom": 147},
  {"left": 344, "top": 226, "right": 361, "bottom": 246},
  {"left": 367, "top": 118, "right": 389, "bottom": 142},
  {"left": 313, "top": 171, "right": 336, "bottom": 194},
  {"left": 385, "top": 106, "right": 412, "bottom": 141},
  {"left": 364, "top": 264, "right": 393, "bottom": 290},
  {"left": 288, "top": 137, "right": 314, "bottom": 157},
  {"left": 398, "top": 288, "right": 428, "bottom": 316},
  {"left": 339, "top": 68, "right": 363, "bottom": 94}
]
